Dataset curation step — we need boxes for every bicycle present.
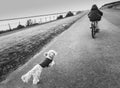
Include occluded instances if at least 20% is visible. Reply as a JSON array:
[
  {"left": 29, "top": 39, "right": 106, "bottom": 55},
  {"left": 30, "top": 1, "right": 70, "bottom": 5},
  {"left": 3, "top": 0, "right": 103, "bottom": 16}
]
[{"left": 90, "top": 21, "right": 98, "bottom": 39}]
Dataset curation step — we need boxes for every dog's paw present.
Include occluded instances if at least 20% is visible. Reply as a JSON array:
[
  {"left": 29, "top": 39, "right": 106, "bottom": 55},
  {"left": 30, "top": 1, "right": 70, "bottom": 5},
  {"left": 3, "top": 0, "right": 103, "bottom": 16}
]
[
  {"left": 33, "top": 78, "right": 40, "bottom": 85},
  {"left": 21, "top": 75, "right": 28, "bottom": 83}
]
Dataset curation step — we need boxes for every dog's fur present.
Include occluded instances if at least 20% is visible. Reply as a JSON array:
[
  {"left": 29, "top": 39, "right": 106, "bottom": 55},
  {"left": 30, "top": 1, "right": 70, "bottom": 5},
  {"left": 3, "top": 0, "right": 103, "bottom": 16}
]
[
  {"left": 21, "top": 50, "right": 57, "bottom": 84},
  {"left": 21, "top": 64, "right": 42, "bottom": 84}
]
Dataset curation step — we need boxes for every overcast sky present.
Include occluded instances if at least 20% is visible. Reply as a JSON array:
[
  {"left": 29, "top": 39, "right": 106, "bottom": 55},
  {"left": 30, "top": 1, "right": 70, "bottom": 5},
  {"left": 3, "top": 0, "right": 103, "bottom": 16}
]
[{"left": 0, "top": 0, "right": 118, "bottom": 19}]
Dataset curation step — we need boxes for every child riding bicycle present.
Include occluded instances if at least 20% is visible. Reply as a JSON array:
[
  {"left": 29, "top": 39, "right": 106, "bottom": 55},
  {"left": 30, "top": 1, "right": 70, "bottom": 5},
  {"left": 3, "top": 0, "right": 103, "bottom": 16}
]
[{"left": 88, "top": 4, "right": 103, "bottom": 32}]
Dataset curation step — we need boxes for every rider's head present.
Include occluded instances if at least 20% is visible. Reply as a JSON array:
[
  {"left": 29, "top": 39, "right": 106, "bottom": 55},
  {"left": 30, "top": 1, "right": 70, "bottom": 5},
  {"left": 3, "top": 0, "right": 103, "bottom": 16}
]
[{"left": 91, "top": 4, "right": 98, "bottom": 10}]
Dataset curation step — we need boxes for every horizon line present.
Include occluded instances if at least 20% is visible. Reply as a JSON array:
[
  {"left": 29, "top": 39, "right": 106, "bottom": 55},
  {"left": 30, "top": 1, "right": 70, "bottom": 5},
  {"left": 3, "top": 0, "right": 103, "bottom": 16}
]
[{"left": 0, "top": 11, "right": 78, "bottom": 22}]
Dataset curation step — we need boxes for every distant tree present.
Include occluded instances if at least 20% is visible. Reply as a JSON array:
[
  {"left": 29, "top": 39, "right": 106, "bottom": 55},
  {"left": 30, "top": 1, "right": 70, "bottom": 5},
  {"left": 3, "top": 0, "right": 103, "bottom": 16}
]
[
  {"left": 17, "top": 24, "right": 25, "bottom": 29},
  {"left": 65, "top": 11, "right": 74, "bottom": 17},
  {"left": 57, "top": 15, "right": 64, "bottom": 20},
  {"left": 26, "top": 19, "right": 33, "bottom": 26},
  {"left": 16, "top": 22, "right": 25, "bottom": 29}
]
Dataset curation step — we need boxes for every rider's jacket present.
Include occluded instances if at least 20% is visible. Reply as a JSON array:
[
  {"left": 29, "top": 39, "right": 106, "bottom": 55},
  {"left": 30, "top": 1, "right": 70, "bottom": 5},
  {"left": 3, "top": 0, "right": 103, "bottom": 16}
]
[{"left": 88, "top": 5, "right": 103, "bottom": 22}]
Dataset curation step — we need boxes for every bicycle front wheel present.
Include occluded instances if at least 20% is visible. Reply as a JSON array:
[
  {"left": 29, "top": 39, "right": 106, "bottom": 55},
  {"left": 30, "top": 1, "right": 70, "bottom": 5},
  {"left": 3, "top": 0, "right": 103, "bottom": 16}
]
[{"left": 91, "top": 27, "right": 95, "bottom": 39}]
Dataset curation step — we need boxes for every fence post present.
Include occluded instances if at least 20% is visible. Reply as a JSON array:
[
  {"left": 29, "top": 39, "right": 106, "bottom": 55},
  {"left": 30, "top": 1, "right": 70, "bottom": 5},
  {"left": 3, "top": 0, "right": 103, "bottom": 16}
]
[
  {"left": 49, "top": 16, "right": 51, "bottom": 21},
  {"left": 39, "top": 18, "right": 42, "bottom": 23},
  {"left": 19, "top": 21, "right": 20, "bottom": 25},
  {"left": 45, "top": 17, "right": 47, "bottom": 22},
  {"left": 8, "top": 23, "right": 11, "bottom": 30}
]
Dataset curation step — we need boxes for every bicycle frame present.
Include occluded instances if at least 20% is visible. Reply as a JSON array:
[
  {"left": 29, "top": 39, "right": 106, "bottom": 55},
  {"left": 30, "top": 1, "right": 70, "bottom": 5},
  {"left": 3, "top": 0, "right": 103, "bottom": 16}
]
[{"left": 91, "top": 21, "right": 97, "bottom": 39}]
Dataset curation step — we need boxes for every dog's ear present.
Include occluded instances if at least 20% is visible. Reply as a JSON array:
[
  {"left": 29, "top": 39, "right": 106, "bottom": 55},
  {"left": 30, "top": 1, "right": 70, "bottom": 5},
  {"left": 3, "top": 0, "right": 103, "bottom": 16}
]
[
  {"left": 44, "top": 52, "right": 48, "bottom": 57},
  {"left": 53, "top": 51, "right": 57, "bottom": 56},
  {"left": 49, "top": 50, "right": 58, "bottom": 56}
]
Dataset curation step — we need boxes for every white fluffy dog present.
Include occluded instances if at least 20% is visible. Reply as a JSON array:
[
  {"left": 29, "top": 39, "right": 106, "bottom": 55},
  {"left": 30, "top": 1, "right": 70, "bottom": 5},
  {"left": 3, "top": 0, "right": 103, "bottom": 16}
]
[{"left": 21, "top": 50, "right": 57, "bottom": 84}]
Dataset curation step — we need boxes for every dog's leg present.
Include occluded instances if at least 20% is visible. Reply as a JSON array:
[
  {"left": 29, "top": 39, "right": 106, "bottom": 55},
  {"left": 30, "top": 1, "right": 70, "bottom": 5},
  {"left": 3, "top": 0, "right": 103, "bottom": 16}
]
[
  {"left": 21, "top": 71, "right": 32, "bottom": 83},
  {"left": 33, "top": 75, "right": 40, "bottom": 85},
  {"left": 49, "top": 60, "right": 55, "bottom": 67},
  {"left": 32, "top": 67, "right": 43, "bottom": 84}
]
